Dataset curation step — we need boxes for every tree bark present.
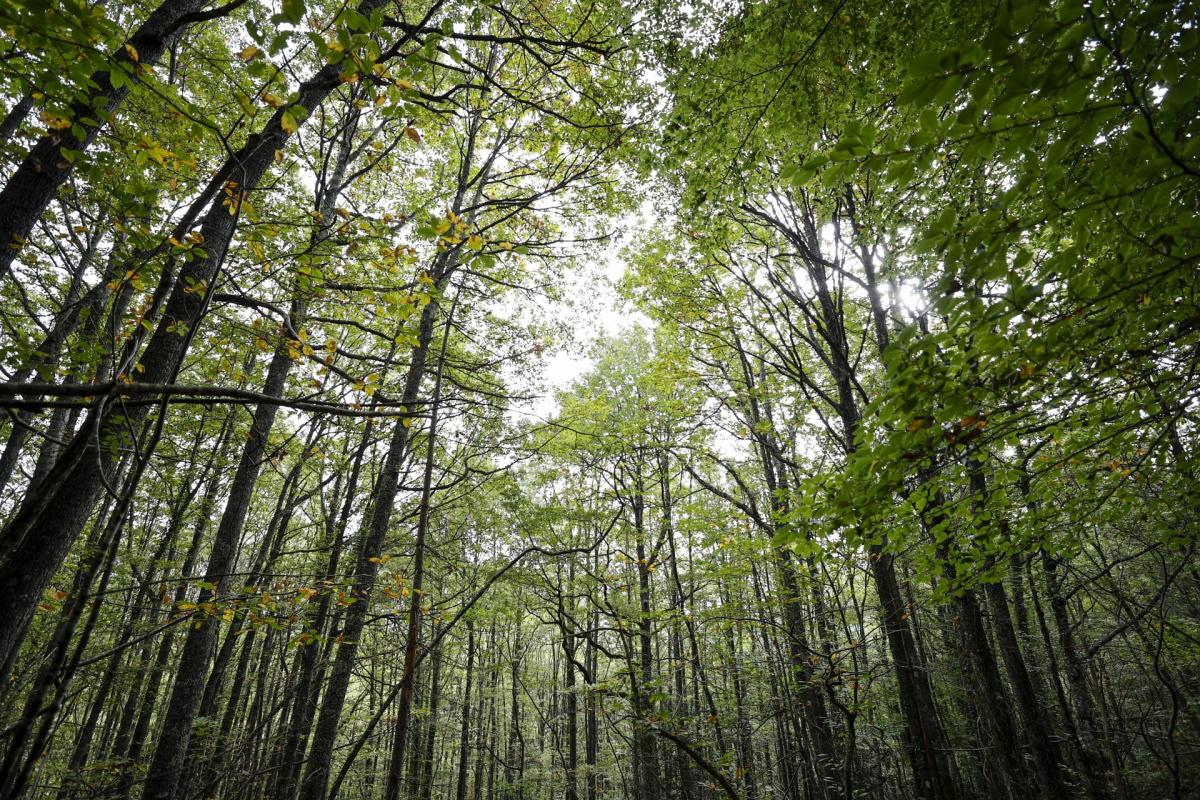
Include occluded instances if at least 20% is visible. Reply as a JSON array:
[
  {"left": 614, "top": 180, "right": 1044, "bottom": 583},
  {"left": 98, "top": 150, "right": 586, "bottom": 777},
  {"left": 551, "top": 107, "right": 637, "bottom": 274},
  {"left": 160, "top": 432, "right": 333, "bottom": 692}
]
[
  {"left": 0, "top": 33, "right": 374, "bottom": 674},
  {"left": 0, "top": 0, "right": 210, "bottom": 278}
]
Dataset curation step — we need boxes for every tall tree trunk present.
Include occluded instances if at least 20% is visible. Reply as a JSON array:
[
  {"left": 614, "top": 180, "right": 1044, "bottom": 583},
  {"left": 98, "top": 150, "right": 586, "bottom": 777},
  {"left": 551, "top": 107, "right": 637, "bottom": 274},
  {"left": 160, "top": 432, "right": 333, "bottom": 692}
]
[
  {"left": 985, "top": 577, "right": 1070, "bottom": 798},
  {"left": 138, "top": 345, "right": 303, "bottom": 800},
  {"left": 816, "top": 252, "right": 956, "bottom": 800},
  {"left": 504, "top": 627, "right": 524, "bottom": 800},
  {"left": 108, "top": 421, "right": 233, "bottom": 796},
  {"left": 472, "top": 626, "right": 494, "bottom": 800},
  {"left": 299, "top": 256, "right": 452, "bottom": 800},
  {"left": 658, "top": 455, "right": 698, "bottom": 800},
  {"left": 456, "top": 621, "right": 477, "bottom": 800},
  {"left": 0, "top": 0, "right": 403, "bottom": 672},
  {"left": 0, "top": 224, "right": 103, "bottom": 499},
  {"left": 726, "top": 600, "right": 757, "bottom": 800},
  {"left": 54, "top": 421, "right": 217, "bottom": 798},
  {"left": 383, "top": 283, "right": 460, "bottom": 800},
  {"left": 631, "top": 479, "right": 661, "bottom": 800},
  {"left": 418, "top": 642, "right": 444, "bottom": 800},
  {"left": 584, "top": 575, "right": 598, "bottom": 800},
  {"left": 273, "top": 422, "right": 371, "bottom": 800},
  {"left": 562, "top": 581, "right": 579, "bottom": 800}
]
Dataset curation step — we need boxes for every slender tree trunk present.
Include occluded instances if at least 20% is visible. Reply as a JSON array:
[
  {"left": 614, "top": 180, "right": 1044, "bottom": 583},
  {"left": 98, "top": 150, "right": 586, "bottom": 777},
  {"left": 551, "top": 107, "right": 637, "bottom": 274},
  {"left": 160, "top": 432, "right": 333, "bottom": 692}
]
[
  {"left": 725, "top": 602, "right": 757, "bottom": 800},
  {"left": 109, "top": 422, "right": 233, "bottom": 795},
  {"left": 984, "top": 577, "right": 1070, "bottom": 798},
  {"left": 505, "top": 627, "right": 524, "bottom": 800},
  {"left": 631, "top": 481, "right": 661, "bottom": 800},
  {"left": 0, "top": 225, "right": 102, "bottom": 500},
  {"left": 457, "top": 621, "right": 477, "bottom": 800},
  {"left": 472, "top": 626, "right": 494, "bottom": 800},
  {"left": 139, "top": 349, "right": 301, "bottom": 800},
  {"left": 0, "top": 0, "right": 400, "bottom": 672},
  {"left": 299, "top": 256, "right": 452, "bottom": 800},
  {"left": 563, "top": 590, "right": 579, "bottom": 800},
  {"left": 273, "top": 423, "right": 371, "bottom": 800},
  {"left": 382, "top": 282, "right": 461, "bottom": 800},
  {"left": 418, "top": 642, "right": 444, "bottom": 800}
]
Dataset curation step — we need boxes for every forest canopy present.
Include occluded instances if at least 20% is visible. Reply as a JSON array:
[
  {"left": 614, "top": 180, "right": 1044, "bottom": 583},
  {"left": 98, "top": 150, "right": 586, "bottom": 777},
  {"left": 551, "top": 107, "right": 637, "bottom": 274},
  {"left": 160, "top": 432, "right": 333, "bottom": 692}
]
[{"left": 0, "top": 1, "right": 1197, "bottom": 799}]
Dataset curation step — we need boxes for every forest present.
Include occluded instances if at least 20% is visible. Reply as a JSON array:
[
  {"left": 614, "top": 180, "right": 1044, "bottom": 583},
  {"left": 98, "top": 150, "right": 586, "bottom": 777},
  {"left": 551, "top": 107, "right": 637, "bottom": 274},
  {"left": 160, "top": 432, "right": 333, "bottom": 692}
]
[{"left": 0, "top": 0, "right": 1197, "bottom": 799}]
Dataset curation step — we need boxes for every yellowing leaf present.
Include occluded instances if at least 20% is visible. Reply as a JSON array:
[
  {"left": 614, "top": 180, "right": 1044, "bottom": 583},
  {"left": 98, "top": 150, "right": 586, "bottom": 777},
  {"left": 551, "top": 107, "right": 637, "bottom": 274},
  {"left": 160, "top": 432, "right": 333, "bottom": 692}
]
[
  {"left": 124, "top": 43, "right": 139, "bottom": 62},
  {"left": 281, "top": 110, "right": 298, "bottom": 135},
  {"left": 41, "top": 112, "right": 71, "bottom": 130},
  {"left": 239, "top": 45, "right": 262, "bottom": 61},
  {"left": 404, "top": 126, "right": 421, "bottom": 142},
  {"left": 467, "top": 234, "right": 483, "bottom": 251}
]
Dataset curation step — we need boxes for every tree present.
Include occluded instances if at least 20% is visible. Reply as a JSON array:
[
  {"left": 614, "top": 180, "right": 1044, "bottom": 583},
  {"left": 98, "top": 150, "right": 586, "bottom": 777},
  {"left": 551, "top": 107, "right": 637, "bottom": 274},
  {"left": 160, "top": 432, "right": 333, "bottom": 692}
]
[{"left": 0, "top": 1, "right": 1196, "bottom": 799}]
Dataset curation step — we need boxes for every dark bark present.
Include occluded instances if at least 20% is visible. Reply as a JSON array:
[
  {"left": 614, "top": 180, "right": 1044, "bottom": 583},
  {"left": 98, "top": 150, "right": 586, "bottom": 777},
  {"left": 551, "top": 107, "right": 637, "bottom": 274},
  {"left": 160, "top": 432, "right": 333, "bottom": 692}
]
[
  {"left": 183, "top": 450, "right": 311, "bottom": 798},
  {"left": 472, "top": 626, "right": 494, "bottom": 800},
  {"left": 0, "top": 0, "right": 212, "bottom": 278},
  {"left": 985, "top": 577, "right": 1071, "bottom": 799},
  {"left": 456, "top": 621, "right": 478, "bottom": 800},
  {"left": 56, "top": 423, "right": 217, "bottom": 798},
  {"left": 0, "top": 37, "right": 365, "bottom": 674},
  {"left": 383, "top": 283, "right": 460, "bottom": 800},
  {"left": 0, "top": 224, "right": 106, "bottom": 500},
  {"left": 631, "top": 481, "right": 661, "bottom": 800},
  {"left": 272, "top": 423, "right": 371, "bottom": 800},
  {"left": 138, "top": 330, "right": 302, "bottom": 800},
  {"left": 725, "top": 598, "right": 757, "bottom": 800},
  {"left": 418, "top": 643, "right": 444, "bottom": 800},
  {"left": 504, "top": 629, "right": 524, "bottom": 800},
  {"left": 108, "top": 421, "right": 231, "bottom": 793},
  {"left": 720, "top": 333, "right": 840, "bottom": 799},
  {"left": 298, "top": 256, "right": 448, "bottom": 800},
  {"left": 0, "top": 505, "right": 122, "bottom": 799},
  {"left": 0, "top": 94, "right": 33, "bottom": 144},
  {"left": 953, "top": 584, "right": 1030, "bottom": 799},
  {"left": 562, "top": 574, "right": 580, "bottom": 800}
]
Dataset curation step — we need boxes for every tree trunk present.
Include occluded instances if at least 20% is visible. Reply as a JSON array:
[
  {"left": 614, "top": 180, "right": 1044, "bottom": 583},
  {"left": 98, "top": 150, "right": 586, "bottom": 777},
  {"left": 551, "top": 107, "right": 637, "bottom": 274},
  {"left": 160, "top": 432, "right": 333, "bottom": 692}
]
[
  {"left": 0, "top": 32, "right": 373, "bottom": 673},
  {"left": 299, "top": 257, "right": 451, "bottom": 800},
  {"left": 457, "top": 621, "right": 477, "bottom": 800},
  {"left": 418, "top": 642, "right": 444, "bottom": 800},
  {"left": 0, "top": 0, "right": 209, "bottom": 278}
]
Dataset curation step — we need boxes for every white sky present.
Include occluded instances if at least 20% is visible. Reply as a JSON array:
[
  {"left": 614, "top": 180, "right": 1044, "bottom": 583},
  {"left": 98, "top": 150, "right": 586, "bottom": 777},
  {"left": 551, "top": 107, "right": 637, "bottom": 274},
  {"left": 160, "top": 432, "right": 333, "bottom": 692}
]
[{"left": 503, "top": 201, "right": 657, "bottom": 423}]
